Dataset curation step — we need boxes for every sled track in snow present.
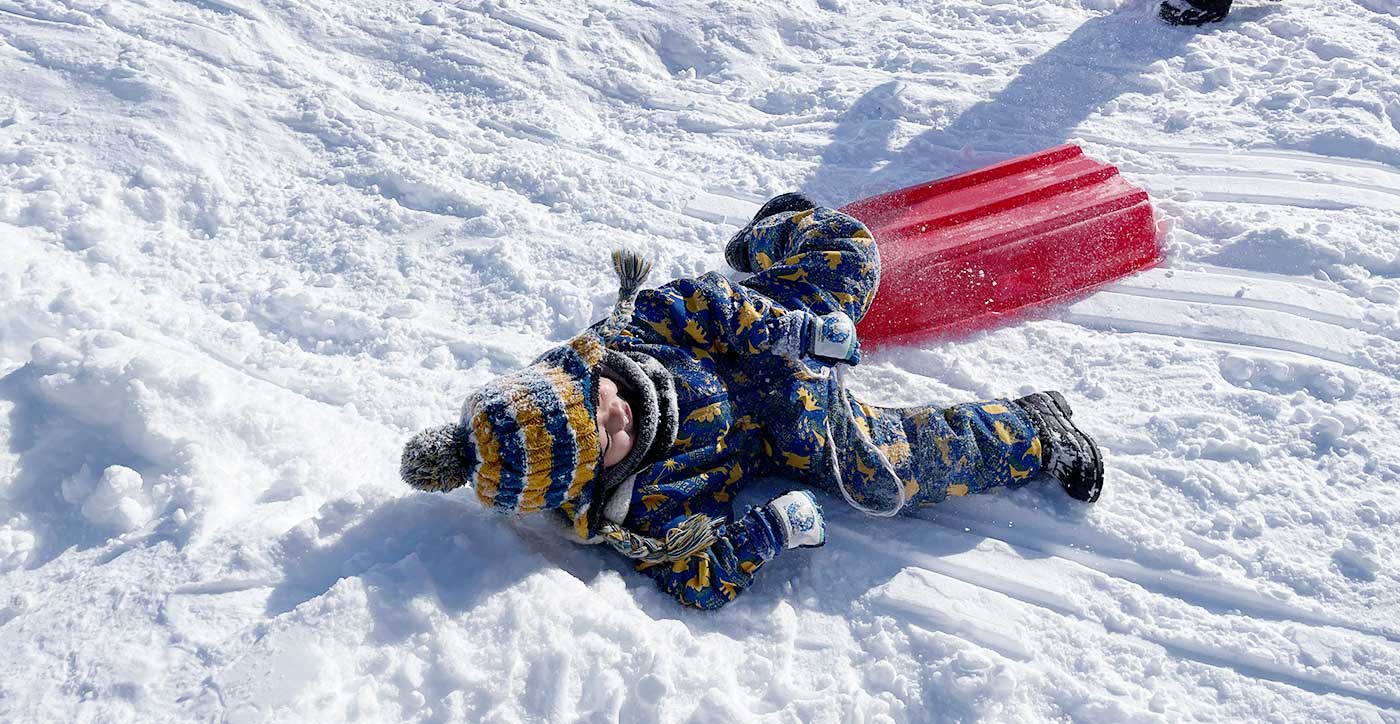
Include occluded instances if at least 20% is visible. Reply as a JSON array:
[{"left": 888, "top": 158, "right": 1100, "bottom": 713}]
[
  {"left": 0, "top": 6, "right": 78, "bottom": 27},
  {"left": 1065, "top": 294, "right": 1382, "bottom": 373},
  {"left": 1130, "top": 173, "right": 1398, "bottom": 212},
  {"left": 1105, "top": 282, "right": 1391, "bottom": 339},
  {"left": 835, "top": 524, "right": 1400, "bottom": 712},
  {"left": 1066, "top": 265, "right": 1400, "bottom": 377},
  {"left": 920, "top": 515, "right": 1400, "bottom": 646},
  {"left": 1069, "top": 143, "right": 1399, "bottom": 372},
  {"left": 1166, "top": 172, "right": 1400, "bottom": 205},
  {"left": 1151, "top": 181, "right": 1384, "bottom": 212},
  {"left": 1083, "top": 136, "right": 1400, "bottom": 177},
  {"left": 1081, "top": 134, "right": 1400, "bottom": 210}
]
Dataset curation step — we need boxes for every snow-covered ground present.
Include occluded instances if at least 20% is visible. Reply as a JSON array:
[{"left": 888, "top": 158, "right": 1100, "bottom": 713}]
[{"left": 2, "top": 0, "right": 1399, "bottom": 720}]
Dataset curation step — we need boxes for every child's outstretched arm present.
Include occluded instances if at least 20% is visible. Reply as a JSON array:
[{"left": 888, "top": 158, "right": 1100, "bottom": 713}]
[
  {"left": 631, "top": 491, "right": 825, "bottom": 610},
  {"left": 623, "top": 197, "right": 878, "bottom": 361}
]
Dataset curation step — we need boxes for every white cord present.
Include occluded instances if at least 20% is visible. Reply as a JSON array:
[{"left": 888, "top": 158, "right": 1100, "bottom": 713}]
[{"left": 824, "top": 365, "right": 906, "bottom": 517}]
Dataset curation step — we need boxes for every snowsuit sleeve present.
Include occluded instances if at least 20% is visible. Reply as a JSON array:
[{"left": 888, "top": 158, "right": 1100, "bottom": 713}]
[
  {"left": 633, "top": 504, "right": 786, "bottom": 610},
  {"left": 625, "top": 205, "right": 879, "bottom": 356}
]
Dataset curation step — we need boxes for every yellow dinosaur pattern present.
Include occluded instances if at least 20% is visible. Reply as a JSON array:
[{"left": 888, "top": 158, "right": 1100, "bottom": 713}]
[
  {"left": 993, "top": 420, "right": 1018, "bottom": 445},
  {"left": 934, "top": 434, "right": 953, "bottom": 466},
  {"left": 776, "top": 267, "right": 808, "bottom": 283},
  {"left": 783, "top": 451, "right": 811, "bottom": 470},
  {"left": 684, "top": 290, "right": 709, "bottom": 313},
  {"left": 686, "top": 403, "right": 724, "bottom": 423},
  {"left": 683, "top": 319, "right": 708, "bottom": 345},
  {"left": 644, "top": 318, "right": 676, "bottom": 345},
  {"left": 736, "top": 302, "right": 762, "bottom": 334},
  {"left": 855, "top": 455, "right": 877, "bottom": 482},
  {"left": 687, "top": 557, "right": 711, "bottom": 592}
]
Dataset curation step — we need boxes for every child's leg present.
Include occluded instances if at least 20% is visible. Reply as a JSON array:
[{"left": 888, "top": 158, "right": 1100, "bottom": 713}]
[{"left": 848, "top": 397, "right": 1044, "bottom": 512}]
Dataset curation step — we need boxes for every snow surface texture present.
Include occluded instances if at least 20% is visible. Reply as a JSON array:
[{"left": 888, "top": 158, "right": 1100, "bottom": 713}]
[{"left": 2, "top": 0, "right": 1399, "bottom": 721}]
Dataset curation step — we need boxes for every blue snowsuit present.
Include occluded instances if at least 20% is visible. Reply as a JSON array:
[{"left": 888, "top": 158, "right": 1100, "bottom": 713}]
[{"left": 606, "top": 207, "right": 1045, "bottom": 609}]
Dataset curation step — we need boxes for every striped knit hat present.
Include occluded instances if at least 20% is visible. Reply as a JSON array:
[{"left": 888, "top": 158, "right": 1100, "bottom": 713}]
[
  {"left": 402, "top": 251, "right": 650, "bottom": 541},
  {"left": 470, "top": 332, "right": 609, "bottom": 512},
  {"left": 401, "top": 330, "right": 611, "bottom": 536}
]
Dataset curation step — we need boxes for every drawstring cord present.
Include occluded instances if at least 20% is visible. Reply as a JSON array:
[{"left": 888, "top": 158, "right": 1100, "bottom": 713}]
[{"left": 824, "top": 364, "right": 906, "bottom": 517}]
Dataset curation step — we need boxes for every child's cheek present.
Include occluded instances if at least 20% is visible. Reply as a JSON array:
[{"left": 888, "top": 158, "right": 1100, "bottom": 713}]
[{"left": 604, "top": 430, "right": 633, "bottom": 467}]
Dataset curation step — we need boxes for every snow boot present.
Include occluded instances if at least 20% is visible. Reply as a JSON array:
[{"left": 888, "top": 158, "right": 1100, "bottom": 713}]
[
  {"left": 1013, "top": 391, "right": 1104, "bottom": 503},
  {"left": 1158, "top": 0, "right": 1233, "bottom": 26}
]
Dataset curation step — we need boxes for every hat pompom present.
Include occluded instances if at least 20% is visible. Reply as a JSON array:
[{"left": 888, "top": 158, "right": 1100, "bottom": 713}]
[{"left": 400, "top": 423, "right": 476, "bottom": 493}]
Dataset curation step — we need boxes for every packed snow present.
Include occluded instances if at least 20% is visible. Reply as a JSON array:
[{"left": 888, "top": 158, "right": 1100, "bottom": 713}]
[{"left": 2, "top": 0, "right": 1399, "bottom": 721}]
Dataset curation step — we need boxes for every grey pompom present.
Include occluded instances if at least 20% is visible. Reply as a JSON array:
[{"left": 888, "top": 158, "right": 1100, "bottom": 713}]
[{"left": 400, "top": 423, "right": 475, "bottom": 493}]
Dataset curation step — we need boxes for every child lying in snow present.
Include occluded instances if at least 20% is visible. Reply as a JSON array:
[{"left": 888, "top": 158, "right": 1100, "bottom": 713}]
[{"left": 401, "top": 194, "right": 1104, "bottom": 610}]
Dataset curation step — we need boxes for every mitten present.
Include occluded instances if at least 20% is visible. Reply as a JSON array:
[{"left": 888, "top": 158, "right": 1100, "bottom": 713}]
[
  {"left": 765, "top": 490, "right": 826, "bottom": 549},
  {"left": 774, "top": 310, "right": 861, "bottom": 365},
  {"left": 724, "top": 192, "right": 818, "bottom": 272},
  {"left": 807, "top": 310, "right": 859, "bottom": 364}
]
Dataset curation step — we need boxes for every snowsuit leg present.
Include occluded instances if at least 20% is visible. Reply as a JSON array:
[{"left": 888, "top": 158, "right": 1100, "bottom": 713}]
[{"left": 841, "top": 397, "right": 1045, "bottom": 512}]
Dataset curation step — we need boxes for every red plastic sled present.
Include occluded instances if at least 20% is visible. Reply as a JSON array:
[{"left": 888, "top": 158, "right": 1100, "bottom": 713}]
[{"left": 841, "top": 144, "right": 1162, "bottom": 347}]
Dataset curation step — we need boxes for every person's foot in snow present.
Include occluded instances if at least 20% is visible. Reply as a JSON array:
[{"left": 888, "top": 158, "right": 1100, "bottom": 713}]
[
  {"left": 1014, "top": 392, "right": 1104, "bottom": 503},
  {"left": 1159, "top": 0, "right": 1233, "bottom": 25}
]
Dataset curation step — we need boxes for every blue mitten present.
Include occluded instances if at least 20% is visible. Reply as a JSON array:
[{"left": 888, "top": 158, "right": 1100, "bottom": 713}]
[
  {"left": 766, "top": 490, "right": 826, "bottom": 549},
  {"left": 724, "top": 193, "right": 817, "bottom": 272}
]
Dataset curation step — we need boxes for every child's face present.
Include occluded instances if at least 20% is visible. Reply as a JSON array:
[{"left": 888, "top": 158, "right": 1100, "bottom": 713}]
[{"left": 597, "top": 377, "right": 635, "bottom": 468}]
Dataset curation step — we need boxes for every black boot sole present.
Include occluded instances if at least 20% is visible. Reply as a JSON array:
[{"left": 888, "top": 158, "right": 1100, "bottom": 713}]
[
  {"left": 1049, "top": 392, "right": 1103, "bottom": 503},
  {"left": 1159, "top": 4, "right": 1230, "bottom": 26},
  {"left": 1017, "top": 392, "right": 1104, "bottom": 503}
]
